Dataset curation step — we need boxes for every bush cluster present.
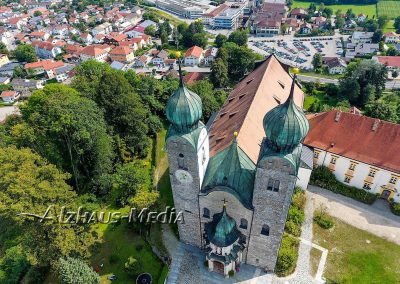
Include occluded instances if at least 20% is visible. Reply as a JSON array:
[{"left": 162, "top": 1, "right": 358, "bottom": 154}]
[
  {"left": 275, "top": 234, "right": 300, "bottom": 277},
  {"left": 310, "top": 166, "right": 377, "bottom": 204},
  {"left": 277, "top": 188, "right": 306, "bottom": 276},
  {"left": 390, "top": 202, "right": 400, "bottom": 216},
  {"left": 314, "top": 214, "right": 334, "bottom": 229}
]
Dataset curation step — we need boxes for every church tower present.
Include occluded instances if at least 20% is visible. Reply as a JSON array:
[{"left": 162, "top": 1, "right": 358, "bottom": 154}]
[
  {"left": 246, "top": 73, "right": 309, "bottom": 271},
  {"left": 165, "top": 64, "right": 209, "bottom": 247}
]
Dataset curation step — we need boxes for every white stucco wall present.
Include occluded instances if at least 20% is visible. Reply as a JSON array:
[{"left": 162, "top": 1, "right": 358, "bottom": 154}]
[{"left": 296, "top": 167, "right": 312, "bottom": 190}]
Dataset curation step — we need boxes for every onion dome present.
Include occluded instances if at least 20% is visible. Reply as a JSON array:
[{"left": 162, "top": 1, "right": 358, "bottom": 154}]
[
  {"left": 166, "top": 62, "right": 202, "bottom": 133},
  {"left": 207, "top": 204, "right": 240, "bottom": 247},
  {"left": 263, "top": 74, "right": 309, "bottom": 153}
]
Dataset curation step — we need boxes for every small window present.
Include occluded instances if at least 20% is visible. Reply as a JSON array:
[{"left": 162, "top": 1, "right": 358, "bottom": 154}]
[
  {"left": 349, "top": 162, "right": 357, "bottom": 171},
  {"left": 273, "top": 180, "right": 280, "bottom": 192},
  {"left": 222, "top": 176, "right": 228, "bottom": 185},
  {"left": 240, "top": 218, "right": 248, "bottom": 229},
  {"left": 390, "top": 176, "right": 398, "bottom": 184},
  {"left": 368, "top": 169, "right": 377, "bottom": 177},
  {"left": 344, "top": 176, "right": 351, "bottom": 183},
  {"left": 239, "top": 94, "right": 245, "bottom": 100},
  {"left": 330, "top": 157, "right": 337, "bottom": 164},
  {"left": 278, "top": 80, "right": 285, "bottom": 89},
  {"left": 178, "top": 153, "right": 185, "bottom": 169},
  {"left": 313, "top": 151, "right": 319, "bottom": 158},
  {"left": 267, "top": 179, "right": 274, "bottom": 191},
  {"left": 203, "top": 208, "right": 210, "bottom": 218},
  {"left": 363, "top": 182, "right": 371, "bottom": 190},
  {"left": 246, "top": 78, "right": 254, "bottom": 85},
  {"left": 261, "top": 224, "right": 270, "bottom": 236}
]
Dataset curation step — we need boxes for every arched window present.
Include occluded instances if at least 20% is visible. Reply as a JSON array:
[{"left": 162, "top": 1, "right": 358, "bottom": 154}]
[
  {"left": 273, "top": 180, "right": 280, "bottom": 192},
  {"left": 222, "top": 176, "right": 228, "bottom": 185},
  {"left": 178, "top": 153, "right": 185, "bottom": 169},
  {"left": 240, "top": 218, "right": 248, "bottom": 229},
  {"left": 261, "top": 224, "right": 270, "bottom": 236},
  {"left": 203, "top": 208, "right": 210, "bottom": 218}
]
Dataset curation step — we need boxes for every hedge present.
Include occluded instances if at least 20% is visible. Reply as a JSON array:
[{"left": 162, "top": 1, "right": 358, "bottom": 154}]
[
  {"left": 277, "top": 188, "right": 306, "bottom": 276},
  {"left": 310, "top": 166, "right": 377, "bottom": 204},
  {"left": 390, "top": 202, "right": 400, "bottom": 216}
]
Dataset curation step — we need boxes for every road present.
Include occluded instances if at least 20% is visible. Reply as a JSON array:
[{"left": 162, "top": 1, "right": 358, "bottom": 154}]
[{"left": 133, "top": 66, "right": 211, "bottom": 74}]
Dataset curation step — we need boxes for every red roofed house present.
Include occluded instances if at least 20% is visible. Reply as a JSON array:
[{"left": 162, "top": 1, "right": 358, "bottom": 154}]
[
  {"left": 1, "top": 90, "right": 20, "bottom": 103},
  {"left": 184, "top": 46, "right": 204, "bottom": 66},
  {"left": 31, "top": 41, "right": 62, "bottom": 59},
  {"left": 373, "top": 56, "right": 400, "bottom": 76},
  {"left": 384, "top": 32, "right": 399, "bottom": 43},
  {"left": 30, "top": 31, "right": 50, "bottom": 41},
  {"left": 25, "top": 59, "right": 64, "bottom": 77},
  {"left": 305, "top": 110, "right": 400, "bottom": 202},
  {"left": 80, "top": 45, "right": 108, "bottom": 62},
  {"left": 109, "top": 46, "right": 134, "bottom": 63}
]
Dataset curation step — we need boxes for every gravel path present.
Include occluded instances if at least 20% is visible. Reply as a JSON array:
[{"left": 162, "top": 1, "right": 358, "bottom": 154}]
[{"left": 308, "top": 185, "right": 400, "bottom": 245}]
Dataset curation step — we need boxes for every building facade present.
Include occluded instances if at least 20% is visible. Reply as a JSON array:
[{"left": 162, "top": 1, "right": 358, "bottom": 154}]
[{"left": 165, "top": 56, "right": 311, "bottom": 274}]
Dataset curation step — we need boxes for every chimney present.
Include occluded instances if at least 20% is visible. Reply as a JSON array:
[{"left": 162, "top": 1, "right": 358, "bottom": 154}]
[
  {"left": 372, "top": 120, "right": 380, "bottom": 131},
  {"left": 335, "top": 111, "right": 341, "bottom": 122}
]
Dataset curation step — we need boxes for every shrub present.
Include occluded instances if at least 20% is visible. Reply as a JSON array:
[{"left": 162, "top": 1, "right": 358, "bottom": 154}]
[
  {"left": 391, "top": 202, "right": 400, "bottom": 216},
  {"left": 314, "top": 215, "right": 334, "bottom": 229},
  {"left": 285, "top": 220, "right": 301, "bottom": 237},
  {"left": 287, "top": 207, "right": 305, "bottom": 225},
  {"left": 228, "top": 270, "right": 235, "bottom": 277},
  {"left": 136, "top": 244, "right": 143, "bottom": 251},
  {"left": 124, "top": 257, "right": 142, "bottom": 276},
  {"left": 310, "top": 166, "right": 376, "bottom": 204},
  {"left": 109, "top": 254, "right": 120, "bottom": 265},
  {"left": 276, "top": 234, "right": 299, "bottom": 277},
  {"left": 58, "top": 257, "right": 99, "bottom": 284},
  {"left": 291, "top": 188, "right": 306, "bottom": 210}
]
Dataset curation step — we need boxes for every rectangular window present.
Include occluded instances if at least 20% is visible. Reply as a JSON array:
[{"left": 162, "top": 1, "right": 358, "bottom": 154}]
[
  {"left": 363, "top": 182, "right": 371, "bottom": 190},
  {"left": 349, "top": 162, "right": 357, "bottom": 171},
  {"left": 368, "top": 169, "right": 377, "bottom": 177},
  {"left": 330, "top": 156, "right": 337, "bottom": 164},
  {"left": 390, "top": 176, "right": 398, "bottom": 184},
  {"left": 273, "top": 180, "right": 280, "bottom": 192},
  {"left": 344, "top": 176, "right": 351, "bottom": 183},
  {"left": 313, "top": 151, "right": 320, "bottom": 159},
  {"left": 267, "top": 179, "right": 273, "bottom": 191}
]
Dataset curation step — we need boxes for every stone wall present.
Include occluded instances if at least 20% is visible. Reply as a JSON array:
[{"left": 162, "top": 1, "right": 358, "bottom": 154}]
[{"left": 247, "top": 155, "right": 296, "bottom": 272}]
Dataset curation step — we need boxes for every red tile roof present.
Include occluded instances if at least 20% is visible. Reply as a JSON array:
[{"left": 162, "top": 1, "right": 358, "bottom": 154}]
[
  {"left": 1, "top": 91, "right": 17, "bottom": 98},
  {"left": 304, "top": 111, "right": 400, "bottom": 173},
  {"left": 185, "top": 46, "right": 203, "bottom": 58},
  {"left": 109, "top": 46, "right": 132, "bottom": 55},
  {"left": 80, "top": 45, "right": 108, "bottom": 57},
  {"left": 25, "top": 59, "right": 64, "bottom": 71},
  {"left": 31, "top": 40, "right": 55, "bottom": 51},
  {"left": 183, "top": 72, "right": 206, "bottom": 85},
  {"left": 208, "top": 55, "right": 304, "bottom": 163},
  {"left": 376, "top": 56, "right": 400, "bottom": 68}
]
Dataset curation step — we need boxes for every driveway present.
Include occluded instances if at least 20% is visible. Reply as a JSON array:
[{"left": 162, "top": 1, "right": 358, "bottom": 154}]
[{"left": 307, "top": 185, "right": 400, "bottom": 245}]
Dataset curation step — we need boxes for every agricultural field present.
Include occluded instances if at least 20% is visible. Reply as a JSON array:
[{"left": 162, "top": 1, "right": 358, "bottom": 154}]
[
  {"left": 291, "top": 1, "right": 377, "bottom": 17},
  {"left": 377, "top": 0, "right": 400, "bottom": 19}
]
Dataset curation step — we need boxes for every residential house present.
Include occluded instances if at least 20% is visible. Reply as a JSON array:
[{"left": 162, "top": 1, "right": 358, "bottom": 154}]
[
  {"left": 1, "top": 90, "right": 19, "bottom": 103},
  {"left": 104, "top": 32, "right": 127, "bottom": 45},
  {"left": 299, "top": 23, "right": 312, "bottom": 34},
  {"left": 373, "top": 56, "right": 400, "bottom": 76},
  {"left": 204, "top": 47, "right": 218, "bottom": 66},
  {"left": 357, "top": 13, "right": 367, "bottom": 22},
  {"left": 384, "top": 32, "right": 399, "bottom": 44},
  {"left": 351, "top": 31, "right": 374, "bottom": 44},
  {"left": 324, "top": 57, "right": 347, "bottom": 74},
  {"left": 110, "top": 60, "right": 128, "bottom": 71},
  {"left": 53, "top": 64, "right": 75, "bottom": 82},
  {"left": 151, "top": 49, "right": 169, "bottom": 66},
  {"left": 11, "top": 78, "right": 43, "bottom": 97},
  {"left": 80, "top": 45, "right": 109, "bottom": 62},
  {"left": 80, "top": 33, "right": 93, "bottom": 44},
  {"left": 133, "top": 55, "right": 149, "bottom": 67},
  {"left": 290, "top": 8, "right": 307, "bottom": 19},
  {"left": 92, "top": 22, "right": 113, "bottom": 36},
  {"left": 24, "top": 59, "right": 64, "bottom": 77},
  {"left": 30, "top": 31, "right": 50, "bottom": 41},
  {"left": 31, "top": 41, "right": 62, "bottom": 59},
  {"left": 184, "top": 46, "right": 204, "bottom": 66},
  {"left": 109, "top": 46, "right": 134, "bottom": 63},
  {"left": 0, "top": 62, "right": 22, "bottom": 77},
  {"left": 164, "top": 58, "right": 177, "bottom": 68}
]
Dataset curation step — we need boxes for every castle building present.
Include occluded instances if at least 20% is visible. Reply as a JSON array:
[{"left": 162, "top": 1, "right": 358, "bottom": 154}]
[{"left": 165, "top": 55, "right": 311, "bottom": 275}]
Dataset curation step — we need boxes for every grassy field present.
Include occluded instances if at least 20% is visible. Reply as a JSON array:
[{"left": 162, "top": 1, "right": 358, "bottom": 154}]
[
  {"left": 313, "top": 216, "right": 400, "bottom": 283},
  {"left": 309, "top": 247, "right": 322, "bottom": 278},
  {"left": 292, "top": 1, "right": 377, "bottom": 17},
  {"left": 383, "top": 20, "right": 396, "bottom": 32},
  {"left": 303, "top": 90, "right": 339, "bottom": 110},
  {"left": 377, "top": 1, "right": 400, "bottom": 19}
]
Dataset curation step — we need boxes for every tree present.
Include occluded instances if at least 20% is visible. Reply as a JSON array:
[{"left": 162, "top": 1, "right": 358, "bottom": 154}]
[
  {"left": 144, "top": 25, "right": 156, "bottom": 37},
  {"left": 395, "top": 16, "right": 400, "bottom": 33},
  {"left": 312, "top": 53, "right": 323, "bottom": 72},
  {"left": 364, "top": 19, "right": 378, "bottom": 32},
  {"left": 364, "top": 100, "right": 399, "bottom": 123},
  {"left": 0, "top": 245, "right": 30, "bottom": 284},
  {"left": 59, "top": 258, "right": 100, "bottom": 284},
  {"left": 224, "top": 42, "right": 256, "bottom": 81},
  {"left": 124, "top": 257, "right": 142, "bottom": 276},
  {"left": 308, "top": 3, "right": 316, "bottom": 13},
  {"left": 392, "top": 70, "right": 399, "bottom": 79},
  {"left": 13, "top": 44, "right": 37, "bottom": 63},
  {"left": 215, "top": 34, "right": 227, "bottom": 48},
  {"left": 386, "top": 46, "right": 398, "bottom": 56},
  {"left": 142, "top": 12, "right": 159, "bottom": 23},
  {"left": 0, "top": 42, "right": 9, "bottom": 55},
  {"left": 210, "top": 58, "right": 229, "bottom": 88},
  {"left": 372, "top": 30, "right": 383, "bottom": 43},
  {"left": 13, "top": 65, "right": 28, "bottom": 78},
  {"left": 335, "top": 17, "right": 345, "bottom": 29},
  {"left": 190, "top": 80, "right": 220, "bottom": 121},
  {"left": 33, "top": 10, "right": 42, "bottom": 17},
  {"left": 227, "top": 30, "right": 248, "bottom": 46},
  {"left": 377, "top": 15, "right": 388, "bottom": 29},
  {"left": 19, "top": 84, "right": 113, "bottom": 191}
]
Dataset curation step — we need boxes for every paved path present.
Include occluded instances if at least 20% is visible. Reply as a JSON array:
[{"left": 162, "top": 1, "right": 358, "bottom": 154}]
[{"left": 308, "top": 185, "right": 400, "bottom": 245}]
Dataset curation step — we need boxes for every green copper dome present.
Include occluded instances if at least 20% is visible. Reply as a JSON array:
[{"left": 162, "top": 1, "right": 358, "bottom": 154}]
[
  {"left": 166, "top": 70, "right": 202, "bottom": 133},
  {"left": 263, "top": 75, "right": 309, "bottom": 153},
  {"left": 206, "top": 205, "right": 241, "bottom": 247}
]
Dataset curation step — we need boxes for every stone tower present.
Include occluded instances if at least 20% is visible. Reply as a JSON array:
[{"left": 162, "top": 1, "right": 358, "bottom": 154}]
[
  {"left": 165, "top": 66, "right": 209, "bottom": 247},
  {"left": 246, "top": 74, "right": 309, "bottom": 271}
]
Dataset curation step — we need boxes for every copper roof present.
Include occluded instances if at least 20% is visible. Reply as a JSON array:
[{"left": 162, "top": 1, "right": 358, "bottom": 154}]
[
  {"left": 208, "top": 55, "right": 304, "bottom": 163},
  {"left": 304, "top": 111, "right": 400, "bottom": 173}
]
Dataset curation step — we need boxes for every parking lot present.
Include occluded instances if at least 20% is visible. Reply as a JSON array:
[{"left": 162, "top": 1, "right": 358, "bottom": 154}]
[{"left": 248, "top": 37, "right": 345, "bottom": 69}]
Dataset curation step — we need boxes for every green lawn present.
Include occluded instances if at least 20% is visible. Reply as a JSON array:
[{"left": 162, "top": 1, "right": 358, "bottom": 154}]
[
  {"left": 383, "top": 20, "right": 396, "bottom": 32},
  {"left": 309, "top": 247, "right": 322, "bottom": 278},
  {"left": 292, "top": 1, "right": 377, "bottom": 17},
  {"left": 377, "top": 1, "right": 400, "bottom": 19},
  {"left": 313, "top": 216, "right": 400, "bottom": 283}
]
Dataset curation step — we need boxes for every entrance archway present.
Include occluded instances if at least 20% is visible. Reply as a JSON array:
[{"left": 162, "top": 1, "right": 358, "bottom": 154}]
[
  {"left": 213, "top": 261, "right": 224, "bottom": 275},
  {"left": 381, "top": 190, "right": 392, "bottom": 200}
]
